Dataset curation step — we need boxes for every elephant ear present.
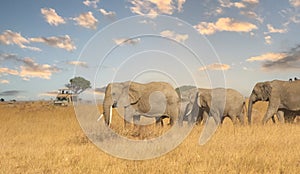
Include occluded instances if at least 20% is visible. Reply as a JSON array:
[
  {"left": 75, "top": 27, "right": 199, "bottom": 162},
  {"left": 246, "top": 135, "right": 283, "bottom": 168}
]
[
  {"left": 261, "top": 82, "right": 272, "bottom": 100},
  {"left": 105, "top": 83, "right": 112, "bottom": 97},
  {"left": 128, "top": 82, "right": 141, "bottom": 104},
  {"left": 197, "top": 91, "right": 211, "bottom": 108}
]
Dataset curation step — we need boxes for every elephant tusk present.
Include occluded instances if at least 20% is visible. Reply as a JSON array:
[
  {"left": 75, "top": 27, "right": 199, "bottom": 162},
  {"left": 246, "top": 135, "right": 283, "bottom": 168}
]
[
  {"left": 97, "top": 114, "right": 103, "bottom": 122},
  {"left": 185, "top": 109, "right": 192, "bottom": 116},
  {"left": 109, "top": 105, "right": 112, "bottom": 126}
]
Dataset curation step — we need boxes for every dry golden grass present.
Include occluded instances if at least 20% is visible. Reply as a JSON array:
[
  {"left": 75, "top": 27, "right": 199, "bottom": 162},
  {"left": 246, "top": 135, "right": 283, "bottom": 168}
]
[{"left": 0, "top": 101, "right": 299, "bottom": 173}]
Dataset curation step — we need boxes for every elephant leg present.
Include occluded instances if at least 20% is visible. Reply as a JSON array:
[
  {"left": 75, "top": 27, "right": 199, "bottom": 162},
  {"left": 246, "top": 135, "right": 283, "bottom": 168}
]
[
  {"left": 195, "top": 109, "right": 204, "bottom": 125},
  {"left": 210, "top": 109, "right": 221, "bottom": 125},
  {"left": 285, "top": 112, "right": 296, "bottom": 123},
  {"left": 237, "top": 112, "right": 244, "bottom": 125},
  {"left": 168, "top": 104, "right": 179, "bottom": 126},
  {"left": 169, "top": 115, "right": 174, "bottom": 126},
  {"left": 124, "top": 114, "right": 131, "bottom": 128},
  {"left": 178, "top": 108, "right": 186, "bottom": 127},
  {"left": 195, "top": 113, "right": 202, "bottom": 125},
  {"left": 199, "top": 110, "right": 209, "bottom": 125},
  {"left": 262, "top": 109, "right": 278, "bottom": 124},
  {"left": 133, "top": 115, "right": 141, "bottom": 133},
  {"left": 220, "top": 116, "right": 225, "bottom": 124},
  {"left": 188, "top": 104, "right": 200, "bottom": 126},
  {"left": 155, "top": 117, "right": 164, "bottom": 127},
  {"left": 124, "top": 106, "right": 134, "bottom": 128},
  {"left": 262, "top": 101, "right": 281, "bottom": 124},
  {"left": 178, "top": 102, "right": 189, "bottom": 126},
  {"left": 133, "top": 115, "right": 140, "bottom": 125},
  {"left": 192, "top": 108, "right": 201, "bottom": 124},
  {"left": 187, "top": 111, "right": 194, "bottom": 126},
  {"left": 228, "top": 115, "right": 237, "bottom": 125},
  {"left": 271, "top": 116, "right": 276, "bottom": 123},
  {"left": 276, "top": 110, "right": 285, "bottom": 123},
  {"left": 178, "top": 115, "right": 184, "bottom": 126},
  {"left": 290, "top": 115, "right": 296, "bottom": 123}
]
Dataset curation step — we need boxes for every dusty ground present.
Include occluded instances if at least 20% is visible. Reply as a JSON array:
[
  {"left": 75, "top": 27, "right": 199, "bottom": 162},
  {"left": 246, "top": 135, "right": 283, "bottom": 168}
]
[{"left": 0, "top": 101, "right": 299, "bottom": 173}]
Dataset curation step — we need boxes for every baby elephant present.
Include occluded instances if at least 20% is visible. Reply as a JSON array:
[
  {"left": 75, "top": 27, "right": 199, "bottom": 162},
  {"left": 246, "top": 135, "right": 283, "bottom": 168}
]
[{"left": 181, "top": 88, "right": 246, "bottom": 125}]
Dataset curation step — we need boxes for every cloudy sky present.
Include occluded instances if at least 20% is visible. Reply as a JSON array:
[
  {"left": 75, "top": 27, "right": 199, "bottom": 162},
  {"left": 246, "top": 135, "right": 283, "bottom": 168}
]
[{"left": 0, "top": 0, "right": 300, "bottom": 100}]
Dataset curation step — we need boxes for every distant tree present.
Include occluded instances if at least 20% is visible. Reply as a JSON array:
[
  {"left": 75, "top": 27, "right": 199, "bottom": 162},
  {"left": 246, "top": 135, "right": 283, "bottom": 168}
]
[{"left": 65, "top": 76, "right": 91, "bottom": 94}]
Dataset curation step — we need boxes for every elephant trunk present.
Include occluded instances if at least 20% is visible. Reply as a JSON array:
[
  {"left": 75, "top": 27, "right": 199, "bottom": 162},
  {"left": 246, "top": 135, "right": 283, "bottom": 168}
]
[
  {"left": 248, "top": 94, "right": 255, "bottom": 125},
  {"left": 103, "top": 84, "right": 113, "bottom": 126}
]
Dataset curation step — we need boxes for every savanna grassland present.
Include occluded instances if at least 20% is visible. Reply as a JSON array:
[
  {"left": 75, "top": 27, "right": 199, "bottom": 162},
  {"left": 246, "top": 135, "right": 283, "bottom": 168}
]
[{"left": 0, "top": 101, "right": 299, "bottom": 173}]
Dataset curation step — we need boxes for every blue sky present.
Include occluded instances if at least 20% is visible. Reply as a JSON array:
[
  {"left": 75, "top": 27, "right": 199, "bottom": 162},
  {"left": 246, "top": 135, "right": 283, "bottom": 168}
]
[{"left": 0, "top": 0, "right": 299, "bottom": 100}]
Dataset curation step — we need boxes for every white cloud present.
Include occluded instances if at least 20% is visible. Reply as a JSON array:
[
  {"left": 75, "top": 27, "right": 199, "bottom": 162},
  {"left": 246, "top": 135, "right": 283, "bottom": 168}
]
[
  {"left": 73, "top": 11, "right": 98, "bottom": 29},
  {"left": 219, "top": 0, "right": 254, "bottom": 8},
  {"left": 83, "top": 0, "right": 99, "bottom": 8},
  {"left": 0, "top": 30, "right": 41, "bottom": 51},
  {"left": 22, "top": 77, "right": 30, "bottom": 81},
  {"left": 149, "top": 0, "right": 174, "bottom": 14},
  {"left": 0, "top": 53, "right": 18, "bottom": 61},
  {"left": 0, "top": 79, "right": 9, "bottom": 84},
  {"left": 41, "top": 8, "right": 66, "bottom": 26},
  {"left": 129, "top": 0, "right": 186, "bottom": 17},
  {"left": 30, "top": 35, "right": 76, "bottom": 51},
  {"left": 289, "top": 0, "right": 300, "bottom": 7},
  {"left": 246, "top": 52, "right": 287, "bottom": 62},
  {"left": 19, "top": 58, "right": 59, "bottom": 80},
  {"left": 219, "top": 0, "right": 233, "bottom": 8},
  {"left": 264, "top": 35, "right": 272, "bottom": 45},
  {"left": 199, "top": 63, "right": 231, "bottom": 71},
  {"left": 243, "top": 0, "right": 259, "bottom": 4},
  {"left": 261, "top": 45, "right": 300, "bottom": 71},
  {"left": 0, "top": 67, "right": 19, "bottom": 76},
  {"left": 177, "top": 0, "right": 186, "bottom": 12},
  {"left": 113, "top": 38, "right": 141, "bottom": 45},
  {"left": 0, "top": 56, "right": 60, "bottom": 80},
  {"left": 281, "top": 8, "right": 300, "bottom": 26},
  {"left": 99, "top": 8, "right": 116, "bottom": 19},
  {"left": 0, "top": 31, "right": 75, "bottom": 52},
  {"left": 265, "top": 24, "right": 287, "bottom": 34},
  {"left": 240, "top": 11, "right": 263, "bottom": 23},
  {"left": 194, "top": 17, "right": 257, "bottom": 35},
  {"left": 67, "top": 61, "right": 88, "bottom": 68},
  {"left": 234, "top": 2, "right": 246, "bottom": 8},
  {"left": 218, "top": 0, "right": 262, "bottom": 23},
  {"left": 194, "top": 22, "right": 217, "bottom": 35},
  {"left": 160, "top": 30, "right": 188, "bottom": 43}
]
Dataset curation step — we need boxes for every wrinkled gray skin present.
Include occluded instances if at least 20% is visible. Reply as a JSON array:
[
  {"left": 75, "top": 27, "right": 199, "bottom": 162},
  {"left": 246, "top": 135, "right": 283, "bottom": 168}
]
[
  {"left": 248, "top": 80, "right": 300, "bottom": 124},
  {"left": 180, "top": 88, "right": 246, "bottom": 125},
  {"left": 102, "top": 81, "right": 179, "bottom": 127}
]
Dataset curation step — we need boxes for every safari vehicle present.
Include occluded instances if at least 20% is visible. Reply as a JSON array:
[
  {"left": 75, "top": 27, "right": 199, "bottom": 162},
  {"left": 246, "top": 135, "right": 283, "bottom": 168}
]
[{"left": 54, "top": 89, "right": 77, "bottom": 106}]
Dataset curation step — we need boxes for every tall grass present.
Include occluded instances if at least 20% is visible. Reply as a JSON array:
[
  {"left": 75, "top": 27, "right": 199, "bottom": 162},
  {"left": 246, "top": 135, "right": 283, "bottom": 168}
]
[{"left": 0, "top": 101, "right": 299, "bottom": 173}]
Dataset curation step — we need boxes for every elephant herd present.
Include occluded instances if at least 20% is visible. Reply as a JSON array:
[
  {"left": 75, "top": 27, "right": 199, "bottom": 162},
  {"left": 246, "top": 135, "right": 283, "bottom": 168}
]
[{"left": 101, "top": 80, "right": 300, "bottom": 127}]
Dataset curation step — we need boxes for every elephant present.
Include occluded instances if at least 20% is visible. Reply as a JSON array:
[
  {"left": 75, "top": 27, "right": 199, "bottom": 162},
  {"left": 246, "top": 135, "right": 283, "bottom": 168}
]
[
  {"left": 180, "top": 88, "right": 246, "bottom": 126},
  {"left": 248, "top": 80, "right": 300, "bottom": 124},
  {"left": 102, "top": 81, "right": 180, "bottom": 127},
  {"left": 177, "top": 88, "right": 208, "bottom": 125}
]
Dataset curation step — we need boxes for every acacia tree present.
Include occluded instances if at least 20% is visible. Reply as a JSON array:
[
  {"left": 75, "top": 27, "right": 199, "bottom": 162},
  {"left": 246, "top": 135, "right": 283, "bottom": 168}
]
[{"left": 65, "top": 76, "right": 91, "bottom": 94}]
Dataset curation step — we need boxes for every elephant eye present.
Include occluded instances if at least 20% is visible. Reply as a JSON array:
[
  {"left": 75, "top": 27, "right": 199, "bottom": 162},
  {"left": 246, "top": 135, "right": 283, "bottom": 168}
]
[{"left": 112, "top": 92, "right": 116, "bottom": 96}]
